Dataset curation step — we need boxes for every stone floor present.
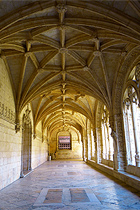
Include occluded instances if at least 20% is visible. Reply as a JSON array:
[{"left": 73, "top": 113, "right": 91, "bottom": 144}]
[{"left": 0, "top": 160, "right": 140, "bottom": 210}]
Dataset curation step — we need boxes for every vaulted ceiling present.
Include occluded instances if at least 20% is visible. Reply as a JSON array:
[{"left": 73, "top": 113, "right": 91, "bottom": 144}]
[{"left": 0, "top": 0, "right": 140, "bottom": 134}]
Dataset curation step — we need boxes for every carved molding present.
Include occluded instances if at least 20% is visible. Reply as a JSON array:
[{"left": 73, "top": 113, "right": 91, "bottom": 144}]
[{"left": 0, "top": 102, "right": 15, "bottom": 124}]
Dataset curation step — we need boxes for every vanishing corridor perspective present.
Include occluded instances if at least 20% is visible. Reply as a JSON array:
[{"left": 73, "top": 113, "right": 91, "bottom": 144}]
[{"left": 0, "top": 0, "right": 140, "bottom": 208}]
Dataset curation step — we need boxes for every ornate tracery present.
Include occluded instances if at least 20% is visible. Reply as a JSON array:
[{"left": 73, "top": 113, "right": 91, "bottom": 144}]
[
  {"left": 123, "top": 64, "right": 140, "bottom": 167},
  {"left": 101, "top": 106, "right": 114, "bottom": 162}
]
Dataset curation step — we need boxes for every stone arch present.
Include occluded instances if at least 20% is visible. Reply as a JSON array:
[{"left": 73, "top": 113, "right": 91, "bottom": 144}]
[
  {"left": 122, "top": 63, "right": 140, "bottom": 169},
  {"left": 113, "top": 47, "right": 140, "bottom": 115},
  {"left": 112, "top": 46, "right": 140, "bottom": 171}
]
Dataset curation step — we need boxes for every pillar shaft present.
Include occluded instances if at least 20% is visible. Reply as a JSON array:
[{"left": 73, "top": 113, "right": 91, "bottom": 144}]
[{"left": 114, "top": 113, "right": 126, "bottom": 171}]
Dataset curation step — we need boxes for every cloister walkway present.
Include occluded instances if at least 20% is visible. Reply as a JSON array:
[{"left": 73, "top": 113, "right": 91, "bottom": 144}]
[{"left": 0, "top": 160, "right": 140, "bottom": 210}]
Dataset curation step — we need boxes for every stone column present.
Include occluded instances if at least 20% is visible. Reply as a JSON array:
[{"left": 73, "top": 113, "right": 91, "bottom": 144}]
[
  {"left": 96, "top": 127, "right": 102, "bottom": 164},
  {"left": 135, "top": 63, "right": 140, "bottom": 167},
  {"left": 20, "top": 127, "right": 24, "bottom": 178},
  {"left": 90, "top": 124, "right": 92, "bottom": 160},
  {"left": 87, "top": 124, "right": 91, "bottom": 160},
  {"left": 28, "top": 124, "right": 32, "bottom": 170},
  {"left": 93, "top": 128, "right": 97, "bottom": 163},
  {"left": 81, "top": 132, "right": 84, "bottom": 161},
  {"left": 130, "top": 103, "right": 140, "bottom": 167},
  {"left": 84, "top": 136, "right": 88, "bottom": 161},
  {"left": 82, "top": 141, "right": 84, "bottom": 161},
  {"left": 114, "top": 113, "right": 126, "bottom": 171},
  {"left": 82, "top": 129, "right": 88, "bottom": 161},
  {"left": 109, "top": 115, "right": 118, "bottom": 170}
]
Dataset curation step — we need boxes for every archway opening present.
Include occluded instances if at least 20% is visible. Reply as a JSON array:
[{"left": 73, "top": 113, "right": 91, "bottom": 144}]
[{"left": 20, "top": 110, "right": 32, "bottom": 177}]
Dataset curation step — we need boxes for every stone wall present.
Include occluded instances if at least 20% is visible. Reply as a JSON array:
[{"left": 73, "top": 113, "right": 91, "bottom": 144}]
[
  {"left": 0, "top": 59, "right": 48, "bottom": 190},
  {"left": 31, "top": 123, "right": 48, "bottom": 169},
  {"left": 0, "top": 119, "right": 21, "bottom": 190},
  {"left": 0, "top": 58, "right": 21, "bottom": 190}
]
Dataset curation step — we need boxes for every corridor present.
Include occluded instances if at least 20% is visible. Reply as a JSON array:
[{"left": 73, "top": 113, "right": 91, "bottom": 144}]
[{"left": 0, "top": 160, "right": 140, "bottom": 210}]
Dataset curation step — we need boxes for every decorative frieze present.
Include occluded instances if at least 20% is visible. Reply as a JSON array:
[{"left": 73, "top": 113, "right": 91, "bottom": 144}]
[{"left": 0, "top": 102, "right": 15, "bottom": 124}]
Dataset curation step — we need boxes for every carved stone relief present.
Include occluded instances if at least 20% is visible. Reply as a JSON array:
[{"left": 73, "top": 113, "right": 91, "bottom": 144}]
[
  {"left": 0, "top": 102, "right": 15, "bottom": 124},
  {"left": 23, "top": 106, "right": 31, "bottom": 125}
]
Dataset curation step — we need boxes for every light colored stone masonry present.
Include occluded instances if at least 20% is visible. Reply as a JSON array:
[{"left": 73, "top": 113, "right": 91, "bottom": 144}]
[
  {"left": 32, "top": 135, "right": 48, "bottom": 169},
  {"left": 0, "top": 59, "right": 48, "bottom": 190},
  {"left": 0, "top": 119, "right": 21, "bottom": 190},
  {"left": 0, "top": 58, "right": 20, "bottom": 190}
]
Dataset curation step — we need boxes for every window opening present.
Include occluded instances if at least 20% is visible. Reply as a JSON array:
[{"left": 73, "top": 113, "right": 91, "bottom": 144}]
[
  {"left": 58, "top": 135, "right": 71, "bottom": 149},
  {"left": 123, "top": 85, "right": 140, "bottom": 166},
  {"left": 102, "top": 106, "right": 114, "bottom": 161}
]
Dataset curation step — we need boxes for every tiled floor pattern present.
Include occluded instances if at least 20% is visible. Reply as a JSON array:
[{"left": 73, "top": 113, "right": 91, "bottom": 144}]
[
  {"left": 70, "top": 188, "right": 90, "bottom": 202},
  {"left": 44, "top": 189, "right": 63, "bottom": 204},
  {"left": 34, "top": 187, "right": 100, "bottom": 207},
  {"left": 0, "top": 160, "right": 140, "bottom": 210}
]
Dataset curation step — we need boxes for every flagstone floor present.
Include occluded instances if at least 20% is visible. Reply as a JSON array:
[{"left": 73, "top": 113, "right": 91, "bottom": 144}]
[{"left": 0, "top": 160, "right": 140, "bottom": 210}]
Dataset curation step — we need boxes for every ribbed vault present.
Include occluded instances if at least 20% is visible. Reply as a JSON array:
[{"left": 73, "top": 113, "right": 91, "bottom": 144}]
[{"left": 0, "top": 0, "right": 140, "bottom": 135}]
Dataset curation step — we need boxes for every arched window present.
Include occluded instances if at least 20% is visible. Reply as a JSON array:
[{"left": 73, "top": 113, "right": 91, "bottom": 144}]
[
  {"left": 123, "top": 86, "right": 140, "bottom": 166},
  {"left": 101, "top": 106, "right": 114, "bottom": 161},
  {"left": 123, "top": 64, "right": 140, "bottom": 167}
]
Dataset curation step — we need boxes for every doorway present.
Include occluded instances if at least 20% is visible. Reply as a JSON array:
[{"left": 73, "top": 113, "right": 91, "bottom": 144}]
[{"left": 20, "top": 109, "right": 32, "bottom": 177}]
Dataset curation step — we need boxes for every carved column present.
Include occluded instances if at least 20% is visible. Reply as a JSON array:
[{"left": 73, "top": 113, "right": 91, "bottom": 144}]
[
  {"left": 114, "top": 113, "right": 126, "bottom": 171},
  {"left": 109, "top": 115, "right": 118, "bottom": 170},
  {"left": 87, "top": 122, "right": 91, "bottom": 160},
  {"left": 81, "top": 132, "right": 84, "bottom": 161},
  {"left": 96, "top": 127, "right": 102, "bottom": 164},
  {"left": 20, "top": 126, "right": 24, "bottom": 178},
  {"left": 93, "top": 128, "right": 97, "bottom": 163},
  {"left": 84, "top": 136, "right": 88, "bottom": 161},
  {"left": 83, "top": 129, "right": 88, "bottom": 161},
  {"left": 28, "top": 123, "right": 32, "bottom": 170},
  {"left": 135, "top": 64, "right": 140, "bottom": 166},
  {"left": 90, "top": 124, "right": 93, "bottom": 160}
]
